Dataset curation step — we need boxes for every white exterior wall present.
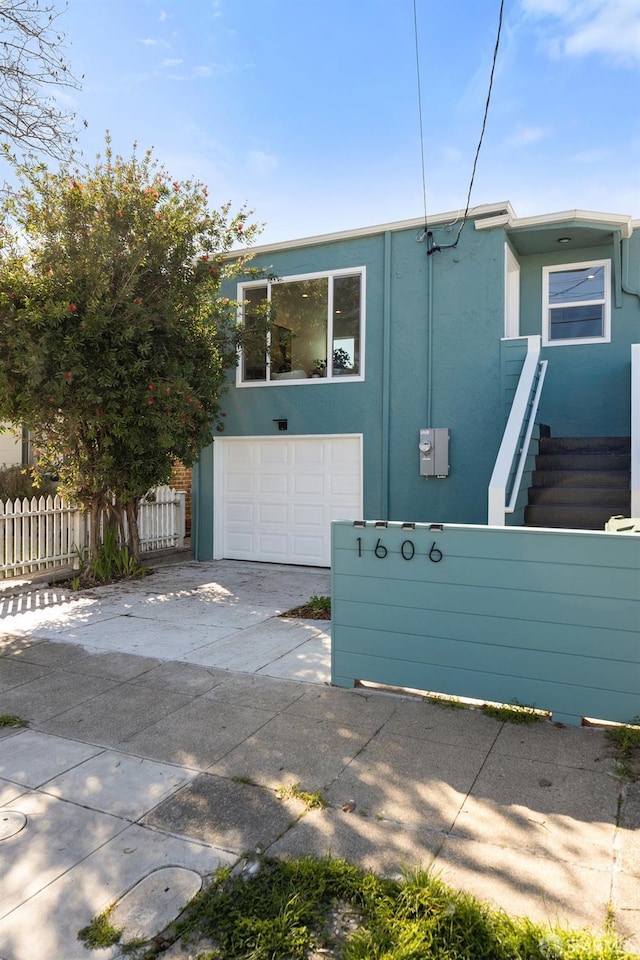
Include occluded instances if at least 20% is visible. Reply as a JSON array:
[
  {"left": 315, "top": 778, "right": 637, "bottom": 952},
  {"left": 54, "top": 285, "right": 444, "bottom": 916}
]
[{"left": 0, "top": 425, "right": 22, "bottom": 467}]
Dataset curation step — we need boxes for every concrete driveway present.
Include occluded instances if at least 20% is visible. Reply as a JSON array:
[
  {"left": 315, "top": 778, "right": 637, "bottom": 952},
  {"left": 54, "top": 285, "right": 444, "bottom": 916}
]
[{"left": 0, "top": 559, "right": 332, "bottom": 681}]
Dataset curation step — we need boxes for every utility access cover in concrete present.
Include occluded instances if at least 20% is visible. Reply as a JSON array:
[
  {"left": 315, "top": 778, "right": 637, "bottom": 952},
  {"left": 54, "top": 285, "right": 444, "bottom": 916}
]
[
  {"left": 0, "top": 810, "right": 27, "bottom": 841},
  {"left": 109, "top": 866, "right": 202, "bottom": 943}
]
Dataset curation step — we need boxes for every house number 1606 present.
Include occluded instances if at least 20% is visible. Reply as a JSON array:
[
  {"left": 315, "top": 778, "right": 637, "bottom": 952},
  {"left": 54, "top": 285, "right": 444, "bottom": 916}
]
[{"left": 355, "top": 537, "right": 443, "bottom": 562}]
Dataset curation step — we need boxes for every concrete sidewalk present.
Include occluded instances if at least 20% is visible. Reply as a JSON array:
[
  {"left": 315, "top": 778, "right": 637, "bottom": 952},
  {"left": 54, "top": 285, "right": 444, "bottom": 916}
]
[{"left": 0, "top": 559, "right": 638, "bottom": 958}]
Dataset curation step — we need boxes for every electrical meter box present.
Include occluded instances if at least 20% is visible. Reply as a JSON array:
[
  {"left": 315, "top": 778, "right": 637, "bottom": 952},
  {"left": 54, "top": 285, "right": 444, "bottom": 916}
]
[{"left": 419, "top": 428, "right": 450, "bottom": 477}]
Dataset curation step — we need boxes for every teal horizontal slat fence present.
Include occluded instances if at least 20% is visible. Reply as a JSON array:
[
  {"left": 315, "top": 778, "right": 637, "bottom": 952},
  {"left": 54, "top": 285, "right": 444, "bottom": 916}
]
[{"left": 331, "top": 521, "right": 640, "bottom": 725}]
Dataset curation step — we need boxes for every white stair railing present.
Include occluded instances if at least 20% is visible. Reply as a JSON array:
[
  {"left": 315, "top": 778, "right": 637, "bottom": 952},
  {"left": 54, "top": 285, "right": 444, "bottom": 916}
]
[{"left": 488, "top": 336, "right": 548, "bottom": 526}]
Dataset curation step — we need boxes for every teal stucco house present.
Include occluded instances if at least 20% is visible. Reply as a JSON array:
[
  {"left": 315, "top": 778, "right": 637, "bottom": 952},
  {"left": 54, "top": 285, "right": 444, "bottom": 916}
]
[{"left": 192, "top": 201, "right": 640, "bottom": 566}]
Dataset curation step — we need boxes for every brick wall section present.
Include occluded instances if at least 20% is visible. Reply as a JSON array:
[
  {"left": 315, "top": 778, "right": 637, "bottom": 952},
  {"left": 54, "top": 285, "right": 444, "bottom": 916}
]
[{"left": 169, "top": 462, "right": 192, "bottom": 532}]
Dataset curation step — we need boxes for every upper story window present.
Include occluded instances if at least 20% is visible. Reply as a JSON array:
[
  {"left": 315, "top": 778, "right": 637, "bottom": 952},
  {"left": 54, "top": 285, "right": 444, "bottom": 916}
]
[
  {"left": 542, "top": 260, "right": 610, "bottom": 346},
  {"left": 238, "top": 268, "right": 365, "bottom": 385}
]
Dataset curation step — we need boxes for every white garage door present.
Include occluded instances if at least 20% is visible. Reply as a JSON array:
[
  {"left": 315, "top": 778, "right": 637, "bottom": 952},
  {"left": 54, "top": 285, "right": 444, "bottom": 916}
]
[{"left": 215, "top": 435, "right": 362, "bottom": 566}]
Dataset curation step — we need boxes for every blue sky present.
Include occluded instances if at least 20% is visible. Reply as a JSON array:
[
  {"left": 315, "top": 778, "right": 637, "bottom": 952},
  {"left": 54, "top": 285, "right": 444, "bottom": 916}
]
[{"left": 23, "top": 0, "right": 640, "bottom": 243}]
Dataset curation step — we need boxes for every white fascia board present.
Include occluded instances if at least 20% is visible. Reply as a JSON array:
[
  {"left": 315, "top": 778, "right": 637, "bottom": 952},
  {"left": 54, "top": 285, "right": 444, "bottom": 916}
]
[
  {"left": 223, "top": 201, "right": 515, "bottom": 259},
  {"left": 476, "top": 208, "right": 634, "bottom": 239},
  {"left": 474, "top": 214, "right": 512, "bottom": 231}
]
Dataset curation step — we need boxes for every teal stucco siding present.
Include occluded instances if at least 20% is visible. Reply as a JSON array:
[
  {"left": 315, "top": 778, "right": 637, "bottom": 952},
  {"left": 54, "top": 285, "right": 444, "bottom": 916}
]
[
  {"left": 519, "top": 237, "right": 639, "bottom": 437},
  {"left": 194, "top": 217, "right": 507, "bottom": 558},
  {"left": 193, "top": 208, "right": 640, "bottom": 560}
]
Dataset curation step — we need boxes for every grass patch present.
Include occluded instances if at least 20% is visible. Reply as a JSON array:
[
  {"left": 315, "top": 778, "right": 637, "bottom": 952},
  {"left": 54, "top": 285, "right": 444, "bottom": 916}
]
[
  {"left": 276, "top": 783, "right": 327, "bottom": 810},
  {"left": 423, "top": 692, "right": 467, "bottom": 710},
  {"left": 0, "top": 714, "right": 27, "bottom": 728},
  {"left": 481, "top": 699, "right": 544, "bottom": 725},
  {"left": 172, "top": 855, "right": 634, "bottom": 959},
  {"left": 280, "top": 594, "right": 331, "bottom": 620},
  {"left": 606, "top": 717, "right": 640, "bottom": 780},
  {"left": 77, "top": 909, "right": 122, "bottom": 949}
]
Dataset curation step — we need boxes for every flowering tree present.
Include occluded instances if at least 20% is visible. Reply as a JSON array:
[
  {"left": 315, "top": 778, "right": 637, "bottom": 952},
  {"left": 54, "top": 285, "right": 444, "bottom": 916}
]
[{"left": 0, "top": 138, "right": 260, "bottom": 558}]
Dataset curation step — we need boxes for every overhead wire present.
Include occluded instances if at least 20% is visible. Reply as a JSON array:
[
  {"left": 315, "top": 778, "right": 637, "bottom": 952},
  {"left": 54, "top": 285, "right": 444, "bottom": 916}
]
[
  {"left": 452, "top": 0, "right": 506, "bottom": 247},
  {"left": 413, "top": 0, "right": 428, "bottom": 239},
  {"left": 412, "top": 0, "right": 506, "bottom": 253}
]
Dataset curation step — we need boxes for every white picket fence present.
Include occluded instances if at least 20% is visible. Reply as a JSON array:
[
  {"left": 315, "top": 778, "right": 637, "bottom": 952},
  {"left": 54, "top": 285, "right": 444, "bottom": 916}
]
[{"left": 0, "top": 486, "right": 186, "bottom": 578}]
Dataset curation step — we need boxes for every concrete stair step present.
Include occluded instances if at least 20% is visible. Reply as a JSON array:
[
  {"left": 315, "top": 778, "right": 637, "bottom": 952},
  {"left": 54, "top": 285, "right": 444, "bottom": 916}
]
[
  {"left": 526, "top": 435, "right": 631, "bottom": 530},
  {"left": 524, "top": 503, "right": 629, "bottom": 530},
  {"left": 527, "top": 486, "right": 631, "bottom": 506},
  {"left": 539, "top": 436, "right": 631, "bottom": 454},
  {"left": 535, "top": 453, "right": 631, "bottom": 472},
  {"left": 531, "top": 469, "right": 630, "bottom": 488}
]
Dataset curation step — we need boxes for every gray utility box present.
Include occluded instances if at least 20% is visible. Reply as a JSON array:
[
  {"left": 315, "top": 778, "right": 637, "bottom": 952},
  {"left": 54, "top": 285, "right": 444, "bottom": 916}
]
[{"left": 419, "top": 428, "right": 450, "bottom": 477}]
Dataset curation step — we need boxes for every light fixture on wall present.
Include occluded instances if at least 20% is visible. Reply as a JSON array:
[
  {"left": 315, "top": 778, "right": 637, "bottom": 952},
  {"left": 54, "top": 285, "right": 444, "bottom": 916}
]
[
  {"left": 558, "top": 237, "right": 571, "bottom": 244},
  {"left": 273, "top": 419, "right": 288, "bottom": 431}
]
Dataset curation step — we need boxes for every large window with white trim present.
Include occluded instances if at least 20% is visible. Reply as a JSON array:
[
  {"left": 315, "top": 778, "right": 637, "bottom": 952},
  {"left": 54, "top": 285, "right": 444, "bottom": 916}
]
[
  {"left": 238, "top": 268, "right": 364, "bottom": 384},
  {"left": 542, "top": 260, "right": 610, "bottom": 346}
]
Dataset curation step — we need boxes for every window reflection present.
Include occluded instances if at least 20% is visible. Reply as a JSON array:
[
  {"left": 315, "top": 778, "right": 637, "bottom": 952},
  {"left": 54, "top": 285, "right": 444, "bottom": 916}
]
[{"left": 239, "top": 271, "right": 363, "bottom": 383}]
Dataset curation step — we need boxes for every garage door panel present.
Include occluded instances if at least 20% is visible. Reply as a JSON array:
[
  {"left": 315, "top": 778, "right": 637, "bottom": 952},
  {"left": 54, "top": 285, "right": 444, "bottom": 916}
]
[
  {"left": 293, "top": 442, "right": 326, "bottom": 466},
  {"left": 260, "top": 443, "right": 290, "bottom": 465},
  {"left": 226, "top": 472, "right": 255, "bottom": 494},
  {"left": 226, "top": 532, "right": 256, "bottom": 552},
  {"left": 329, "top": 475, "right": 361, "bottom": 496},
  {"left": 219, "top": 436, "right": 361, "bottom": 566},
  {"left": 258, "top": 473, "right": 289, "bottom": 494},
  {"left": 226, "top": 503, "right": 255, "bottom": 523},
  {"left": 329, "top": 442, "right": 360, "bottom": 465},
  {"left": 258, "top": 502, "right": 289, "bottom": 524},
  {"left": 257, "top": 534, "right": 289, "bottom": 555},
  {"left": 228, "top": 444, "right": 256, "bottom": 465},
  {"left": 292, "top": 504, "right": 325, "bottom": 525},
  {"left": 293, "top": 474, "right": 325, "bottom": 496},
  {"left": 329, "top": 467, "right": 360, "bottom": 483}
]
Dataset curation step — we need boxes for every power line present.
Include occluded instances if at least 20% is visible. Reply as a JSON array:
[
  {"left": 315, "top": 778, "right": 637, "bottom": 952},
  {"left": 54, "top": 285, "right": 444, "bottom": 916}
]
[
  {"left": 413, "top": 0, "right": 428, "bottom": 234},
  {"left": 415, "top": 0, "right": 506, "bottom": 255},
  {"left": 452, "top": 0, "right": 506, "bottom": 247}
]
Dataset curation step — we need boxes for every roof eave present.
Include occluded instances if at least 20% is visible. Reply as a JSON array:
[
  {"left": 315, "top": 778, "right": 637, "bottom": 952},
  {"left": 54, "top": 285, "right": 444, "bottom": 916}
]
[
  {"left": 476, "top": 209, "right": 634, "bottom": 240},
  {"left": 223, "top": 201, "right": 516, "bottom": 259}
]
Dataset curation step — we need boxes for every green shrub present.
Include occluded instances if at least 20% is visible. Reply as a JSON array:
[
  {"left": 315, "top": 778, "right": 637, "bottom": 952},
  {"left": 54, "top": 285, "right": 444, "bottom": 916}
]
[{"left": 74, "top": 524, "right": 147, "bottom": 587}]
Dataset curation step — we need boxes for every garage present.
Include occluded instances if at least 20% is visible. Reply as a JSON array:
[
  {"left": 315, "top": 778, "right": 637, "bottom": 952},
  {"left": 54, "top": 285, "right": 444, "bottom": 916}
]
[{"left": 213, "top": 435, "right": 363, "bottom": 566}]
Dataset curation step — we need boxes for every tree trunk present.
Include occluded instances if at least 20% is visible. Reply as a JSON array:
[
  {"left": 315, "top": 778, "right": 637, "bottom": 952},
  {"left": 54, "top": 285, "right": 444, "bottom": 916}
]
[
  {"left": 125, "top": 497, "right": 141, "bottom": 560},
  {"left": 87, "top": 497, "right": 101, "bottom": 560},
  {"left": 108, "top": 501, "right": 127, "bottom": 549}
]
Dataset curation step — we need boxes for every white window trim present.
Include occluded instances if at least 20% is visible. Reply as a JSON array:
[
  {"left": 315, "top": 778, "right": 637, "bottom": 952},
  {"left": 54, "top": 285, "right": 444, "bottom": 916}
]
[
  {"left": 542, "top": 259, "right": 611, "bottom": 347},
  {"left": 236, "top": 266, "right": 366, "bottom": 386}
]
